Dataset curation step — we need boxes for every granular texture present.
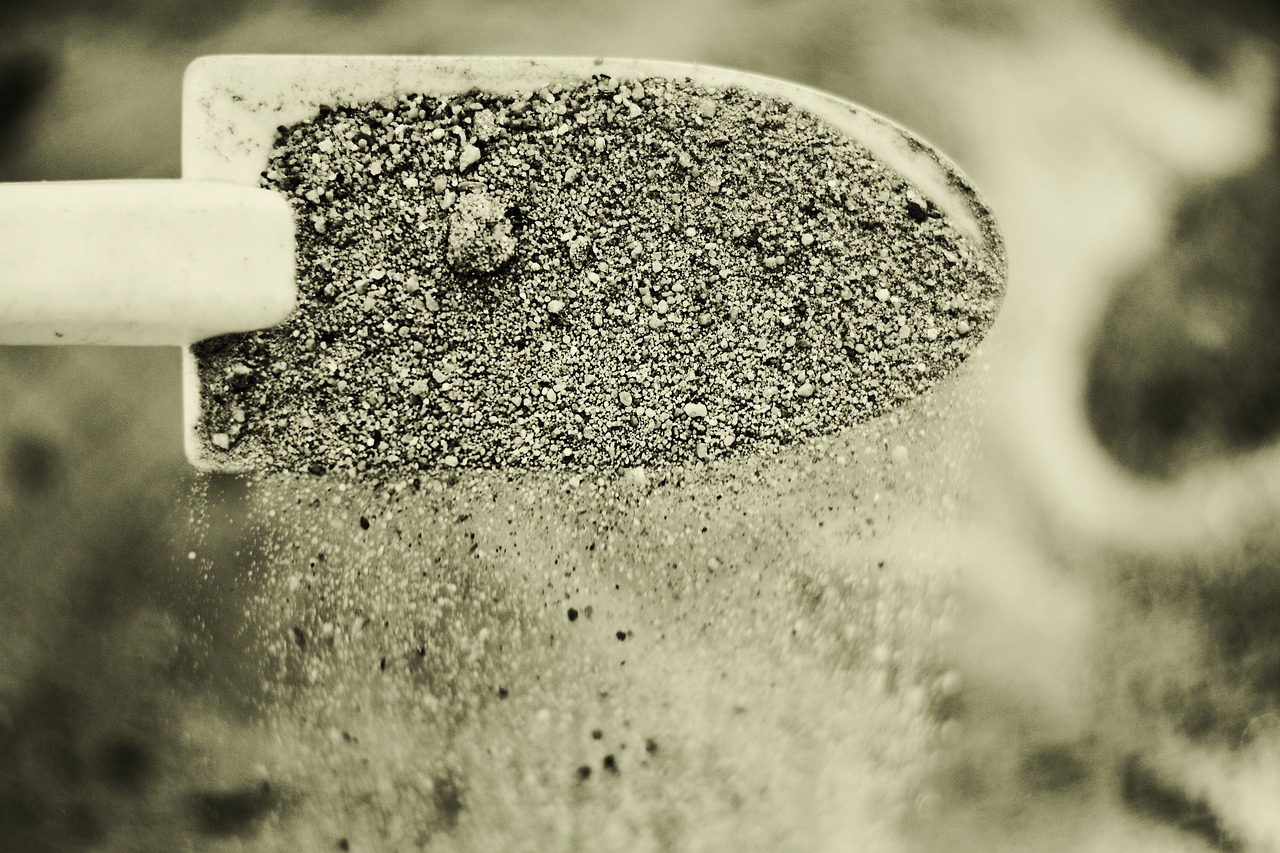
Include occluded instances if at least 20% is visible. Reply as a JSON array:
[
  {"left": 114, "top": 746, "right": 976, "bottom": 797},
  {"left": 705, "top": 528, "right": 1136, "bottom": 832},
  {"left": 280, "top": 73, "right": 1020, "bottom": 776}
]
[{"left": 193, "top": 76, "right": 1002, "bottom": 475}]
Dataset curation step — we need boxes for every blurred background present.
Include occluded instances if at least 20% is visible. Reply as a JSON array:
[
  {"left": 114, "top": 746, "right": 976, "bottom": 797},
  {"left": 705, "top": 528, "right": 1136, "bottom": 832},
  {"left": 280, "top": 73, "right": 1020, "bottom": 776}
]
[{"left": 3, "top": 0, "right": 1279, "bottom": 848}]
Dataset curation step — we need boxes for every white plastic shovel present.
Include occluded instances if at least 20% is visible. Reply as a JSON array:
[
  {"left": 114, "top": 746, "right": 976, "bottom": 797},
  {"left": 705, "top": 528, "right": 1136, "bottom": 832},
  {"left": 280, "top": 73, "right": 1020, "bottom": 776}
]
[{"left": 0, "top": 55, "right": 1001, "bottom": 470}]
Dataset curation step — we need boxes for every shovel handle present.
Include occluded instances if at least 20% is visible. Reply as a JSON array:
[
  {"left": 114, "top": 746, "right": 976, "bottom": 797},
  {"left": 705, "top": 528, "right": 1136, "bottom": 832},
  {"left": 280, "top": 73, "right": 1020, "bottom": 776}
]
[{"left": 0, "top": 180, "right": 295, "bottom": 346}]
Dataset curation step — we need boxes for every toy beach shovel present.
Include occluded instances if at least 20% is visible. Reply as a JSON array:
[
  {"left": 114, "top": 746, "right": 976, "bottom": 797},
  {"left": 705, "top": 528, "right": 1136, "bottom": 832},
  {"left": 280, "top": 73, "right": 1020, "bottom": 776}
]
[{"left": 0, "top": 55, "right": 1000, "bottom": 471}]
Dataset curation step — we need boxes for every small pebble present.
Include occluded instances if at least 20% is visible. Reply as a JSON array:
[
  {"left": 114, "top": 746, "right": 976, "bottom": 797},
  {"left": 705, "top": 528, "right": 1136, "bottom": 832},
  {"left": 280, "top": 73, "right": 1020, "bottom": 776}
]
[
  {"left": 458, "top": 144, "right": 482, "bottom": 172},
  {"left": 445, "top": 192, "right": 517, "bottom": 274}
]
